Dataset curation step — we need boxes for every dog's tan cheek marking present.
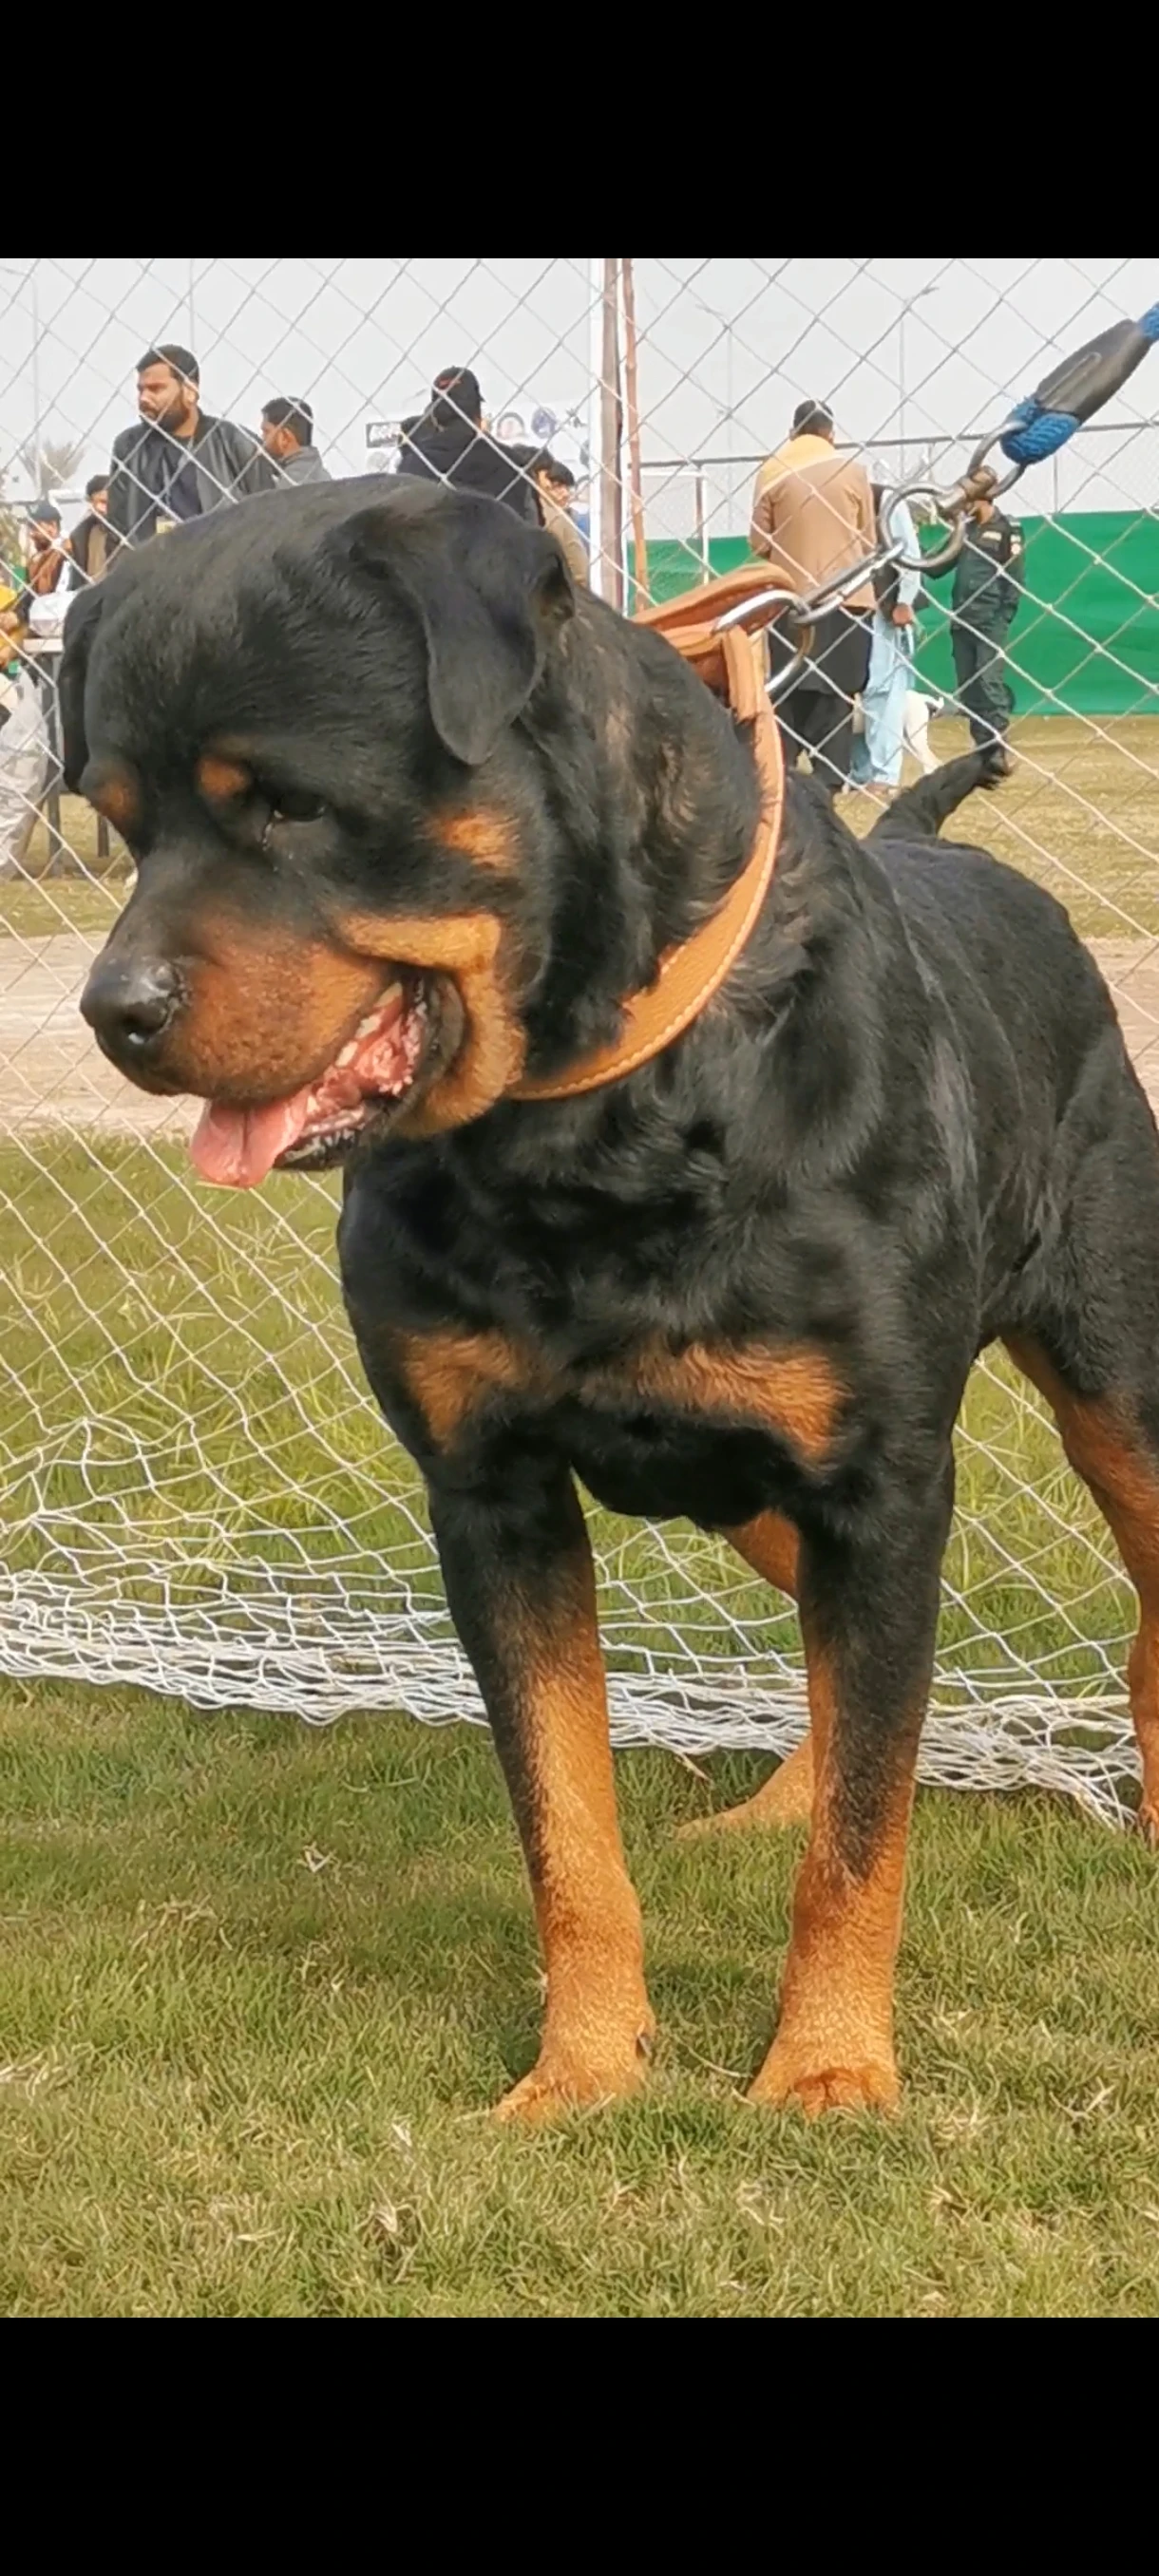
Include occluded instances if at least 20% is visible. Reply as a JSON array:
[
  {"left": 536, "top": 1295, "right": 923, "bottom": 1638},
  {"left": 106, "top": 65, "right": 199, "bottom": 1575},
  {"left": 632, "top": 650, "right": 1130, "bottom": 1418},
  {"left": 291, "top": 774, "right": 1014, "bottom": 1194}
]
[
  {"left": 159, "top": 923, "right": 389, "bottom": 1096},
  {"left": 330, "top": 908, "right": 527, "bottom": 1133}
]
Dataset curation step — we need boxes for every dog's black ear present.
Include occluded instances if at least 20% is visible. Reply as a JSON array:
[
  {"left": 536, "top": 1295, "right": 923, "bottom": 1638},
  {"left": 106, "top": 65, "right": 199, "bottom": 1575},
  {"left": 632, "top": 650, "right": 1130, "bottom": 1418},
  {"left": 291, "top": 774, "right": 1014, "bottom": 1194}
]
[
  {"left": 58, "top": 582, "right": 111, "bottom": 790},
  {"left": 346, "top": 491, "right": 576, "bottom": 766}
]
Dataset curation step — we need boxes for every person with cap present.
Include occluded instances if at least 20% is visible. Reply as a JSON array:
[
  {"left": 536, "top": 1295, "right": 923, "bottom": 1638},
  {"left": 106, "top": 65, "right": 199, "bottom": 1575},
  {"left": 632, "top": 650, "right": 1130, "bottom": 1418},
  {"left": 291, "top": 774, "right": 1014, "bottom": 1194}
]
[
  {"left": 23, "top": 502, "right": 68, "bottom": 601},
  {"left": 106, "top": 344, "right": 274, "bottom": 548},
  {"left": 750, "top": 399, "right": 877, "bottom": 796},
  {"left": 396, "top": 368, "right": 539, "bottom": 522},
  {"left": 260, "top": 397, "right": 330, "bottom": 486},
  {"left": 68, "top": 475, "right": 123, "bottom": 587},
  {"left": 929, "top": 488, "right": 1023, "bottom": 770}
]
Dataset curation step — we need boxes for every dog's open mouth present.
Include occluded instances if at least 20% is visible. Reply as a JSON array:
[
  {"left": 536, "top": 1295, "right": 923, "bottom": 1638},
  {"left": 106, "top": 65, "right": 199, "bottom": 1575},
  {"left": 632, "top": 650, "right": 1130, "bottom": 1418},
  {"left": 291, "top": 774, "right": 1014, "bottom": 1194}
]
[{"left": 190, "top": 976, "right": 436, "bottom": 1188}]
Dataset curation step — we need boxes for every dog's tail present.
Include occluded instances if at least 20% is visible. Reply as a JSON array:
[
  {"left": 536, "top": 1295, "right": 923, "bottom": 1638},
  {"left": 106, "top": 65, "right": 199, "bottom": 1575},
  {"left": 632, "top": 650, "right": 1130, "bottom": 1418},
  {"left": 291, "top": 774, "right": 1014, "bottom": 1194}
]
[{"left": 866, "top": 744, "right": 1006, "bottom": 843}]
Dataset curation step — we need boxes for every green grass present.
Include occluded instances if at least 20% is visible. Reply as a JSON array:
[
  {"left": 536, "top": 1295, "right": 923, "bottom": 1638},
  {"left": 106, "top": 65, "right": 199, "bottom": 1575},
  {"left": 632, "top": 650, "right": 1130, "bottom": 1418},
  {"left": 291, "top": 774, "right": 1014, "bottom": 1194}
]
[
  {"left": 0, "top": 799, "right": 130, "bottom": 939},
  {"left": 0, "top": 1130, "right": 1137, "bottom": 1702},
  {"left": 2, "top": 1680, "right": 1158, "bottom": 2317},
  {"left": 845, "top": 713, "right": 1159, "bottom": 941},
  {"left": 0, "top": 877, "right": 128, "bottom": 941}
]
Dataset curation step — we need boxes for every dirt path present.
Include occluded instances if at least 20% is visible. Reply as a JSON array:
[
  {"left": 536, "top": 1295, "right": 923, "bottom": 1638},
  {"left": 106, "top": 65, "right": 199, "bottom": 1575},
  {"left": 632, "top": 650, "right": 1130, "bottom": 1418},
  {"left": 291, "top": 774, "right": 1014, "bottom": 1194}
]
[
  {"left": 3, "top": 930, "right": 1159, "bottom": 1139},
  {"left": 0, "top": 933, "right": 195, "bottom": 1141}
]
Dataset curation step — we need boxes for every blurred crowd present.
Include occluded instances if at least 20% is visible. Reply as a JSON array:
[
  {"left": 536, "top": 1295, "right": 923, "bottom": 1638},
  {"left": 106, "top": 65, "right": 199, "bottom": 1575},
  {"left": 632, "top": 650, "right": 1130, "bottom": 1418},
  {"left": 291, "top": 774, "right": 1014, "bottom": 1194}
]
[
  {"left": 0, "top": 347, "right": 590, "bottom": 871},
  {"left": 3, "top": 344, "right": 1023, "bottom": 872}
]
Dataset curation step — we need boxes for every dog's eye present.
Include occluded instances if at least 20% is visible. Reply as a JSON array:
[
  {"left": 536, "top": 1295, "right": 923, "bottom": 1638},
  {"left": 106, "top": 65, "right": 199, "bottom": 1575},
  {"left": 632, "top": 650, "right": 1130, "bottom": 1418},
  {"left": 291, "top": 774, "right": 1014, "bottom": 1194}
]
[{"left": 267, "top": 787, "right": 326, "bottom": 824}]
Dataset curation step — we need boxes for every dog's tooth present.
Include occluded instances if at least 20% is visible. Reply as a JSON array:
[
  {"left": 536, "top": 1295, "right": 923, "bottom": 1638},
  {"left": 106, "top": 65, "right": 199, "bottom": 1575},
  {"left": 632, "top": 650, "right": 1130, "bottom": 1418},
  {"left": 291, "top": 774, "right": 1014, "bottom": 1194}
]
[
  {"left": 352, "top": 982, "right": 404, "bottom": 1043},
  {"left": 335, "top": 1042, "right": 357, "bottom": 1067}
]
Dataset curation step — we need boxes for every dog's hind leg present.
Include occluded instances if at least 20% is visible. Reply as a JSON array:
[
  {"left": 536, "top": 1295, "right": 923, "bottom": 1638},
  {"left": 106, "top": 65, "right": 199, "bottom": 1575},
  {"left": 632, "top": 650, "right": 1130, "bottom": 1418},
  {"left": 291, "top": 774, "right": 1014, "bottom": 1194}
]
[
  {"left": 1005, "top": 1335, "right": 1159, "bottom": 1843},
  {"left": 1003, "top": 1051, "right": 1159, "bottom": 1844},
  {"left": 679, "top": 1513, "right": 815, "bottom": 1834}
]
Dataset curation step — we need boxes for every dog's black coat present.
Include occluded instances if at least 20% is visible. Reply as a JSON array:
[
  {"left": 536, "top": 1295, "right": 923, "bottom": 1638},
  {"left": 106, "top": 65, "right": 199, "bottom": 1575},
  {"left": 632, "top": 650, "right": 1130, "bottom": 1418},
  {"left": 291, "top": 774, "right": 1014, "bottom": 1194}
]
[{"left": 61, "top": 480, "right": 1159, "bottom": 2113}]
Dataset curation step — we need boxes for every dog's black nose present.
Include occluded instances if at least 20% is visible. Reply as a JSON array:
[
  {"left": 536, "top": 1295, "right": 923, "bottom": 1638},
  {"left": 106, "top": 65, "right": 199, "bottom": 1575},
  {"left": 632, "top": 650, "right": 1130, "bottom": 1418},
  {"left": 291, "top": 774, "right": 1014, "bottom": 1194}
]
[{"left": 81, "top": 957, "right": 181, "bottom": 1063}]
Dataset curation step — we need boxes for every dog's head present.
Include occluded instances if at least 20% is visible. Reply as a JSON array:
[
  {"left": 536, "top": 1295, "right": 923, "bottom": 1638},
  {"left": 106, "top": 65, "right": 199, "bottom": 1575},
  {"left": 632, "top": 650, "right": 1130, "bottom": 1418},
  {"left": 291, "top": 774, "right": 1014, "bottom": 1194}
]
[{"left": 66, "top": 479, "right": 576, "bottom": 1185}]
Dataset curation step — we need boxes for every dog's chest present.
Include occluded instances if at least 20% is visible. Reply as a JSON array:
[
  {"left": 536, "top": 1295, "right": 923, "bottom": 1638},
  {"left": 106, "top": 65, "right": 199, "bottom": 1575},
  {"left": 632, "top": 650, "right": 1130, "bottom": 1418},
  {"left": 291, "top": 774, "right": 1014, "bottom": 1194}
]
[
  {"left": 397, "top": 1316, "right": 846, "bottom": 1521},
  {"left": 345, "top": 1160, "right": 857, "bottom": 1517},
  {"left": 560, "top": 1335, "right": 847, "bottom": 1523}
]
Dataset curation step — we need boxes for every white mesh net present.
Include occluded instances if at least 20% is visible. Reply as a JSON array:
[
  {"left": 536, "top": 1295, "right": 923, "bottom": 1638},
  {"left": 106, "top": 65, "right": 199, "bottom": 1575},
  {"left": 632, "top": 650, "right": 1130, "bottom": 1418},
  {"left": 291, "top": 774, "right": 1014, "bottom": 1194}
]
[{"left": 3, "top": 256, "right": 1158, "bottom": 1825}]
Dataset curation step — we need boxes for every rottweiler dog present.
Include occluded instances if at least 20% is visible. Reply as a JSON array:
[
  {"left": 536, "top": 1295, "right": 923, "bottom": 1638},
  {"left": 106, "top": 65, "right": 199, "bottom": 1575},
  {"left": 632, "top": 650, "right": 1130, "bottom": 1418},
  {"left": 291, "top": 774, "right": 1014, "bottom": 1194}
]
[{"left": 61, "top": 479, "right": 1159, "bottom": 2122}]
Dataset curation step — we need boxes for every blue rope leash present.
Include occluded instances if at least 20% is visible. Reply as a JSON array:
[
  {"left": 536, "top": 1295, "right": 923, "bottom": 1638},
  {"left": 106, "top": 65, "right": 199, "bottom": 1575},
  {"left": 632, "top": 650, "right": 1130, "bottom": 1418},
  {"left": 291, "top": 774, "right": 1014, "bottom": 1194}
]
[
  {"left": 999, "top": 305, "right": 1159, "bottom": 467},
  {"left": 1001, "top": 403, "right": 1084, "bottom": 466}
]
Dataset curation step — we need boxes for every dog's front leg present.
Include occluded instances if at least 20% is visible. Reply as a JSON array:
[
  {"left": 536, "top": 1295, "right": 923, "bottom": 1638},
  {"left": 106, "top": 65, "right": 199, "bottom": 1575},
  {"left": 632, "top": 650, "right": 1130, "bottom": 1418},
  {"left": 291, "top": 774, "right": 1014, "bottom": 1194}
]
[
  {"left": 750, "top": 1459, "right": 955, "bottom": 2115},
  {"left": 429, "top": 1458, "right": 654, "bottom": 2122}
]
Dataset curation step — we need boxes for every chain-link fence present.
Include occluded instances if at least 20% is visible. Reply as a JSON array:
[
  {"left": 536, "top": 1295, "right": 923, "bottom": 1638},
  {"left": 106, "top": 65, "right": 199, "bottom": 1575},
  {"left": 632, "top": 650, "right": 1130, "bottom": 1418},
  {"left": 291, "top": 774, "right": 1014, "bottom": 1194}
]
[{"left": 3, "top": 257, "right": 1159, "bottom": 1820}]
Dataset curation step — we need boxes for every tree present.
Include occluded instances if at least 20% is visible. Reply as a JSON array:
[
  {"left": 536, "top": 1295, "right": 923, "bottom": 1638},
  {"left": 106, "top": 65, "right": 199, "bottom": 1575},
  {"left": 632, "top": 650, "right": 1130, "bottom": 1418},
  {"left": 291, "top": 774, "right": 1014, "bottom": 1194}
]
[{"left": 18, "top": 435, "right": 86, "bottom": 496}]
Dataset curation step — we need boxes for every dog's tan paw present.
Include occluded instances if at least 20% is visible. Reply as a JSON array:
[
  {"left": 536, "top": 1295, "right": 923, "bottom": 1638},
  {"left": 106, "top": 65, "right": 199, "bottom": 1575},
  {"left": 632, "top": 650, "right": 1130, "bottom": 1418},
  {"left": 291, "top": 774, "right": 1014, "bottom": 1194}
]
[
  {"left": 677, "top": 1739, "right": 814, "bottom": 1840},
  {"left": 748, "top": 2037, "right": 899, "bottom": 2117},
  {"left": 494, "top": 2033, "right": 652, "bottom": 2126}
]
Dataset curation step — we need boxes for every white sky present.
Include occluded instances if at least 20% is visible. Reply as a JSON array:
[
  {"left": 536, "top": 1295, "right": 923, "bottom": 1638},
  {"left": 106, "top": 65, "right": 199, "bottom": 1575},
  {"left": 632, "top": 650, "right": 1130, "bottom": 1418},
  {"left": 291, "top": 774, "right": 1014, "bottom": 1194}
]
[{"left": 3, "top": 256, "right": 1157, "bottom": 530}]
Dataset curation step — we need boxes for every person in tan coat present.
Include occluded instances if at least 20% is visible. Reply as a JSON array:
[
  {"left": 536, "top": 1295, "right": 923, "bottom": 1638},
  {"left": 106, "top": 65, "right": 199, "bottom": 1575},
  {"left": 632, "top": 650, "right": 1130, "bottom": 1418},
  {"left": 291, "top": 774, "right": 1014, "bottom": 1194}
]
[{"left": 750, "top": 400, "right": 876, "bottom": 794}]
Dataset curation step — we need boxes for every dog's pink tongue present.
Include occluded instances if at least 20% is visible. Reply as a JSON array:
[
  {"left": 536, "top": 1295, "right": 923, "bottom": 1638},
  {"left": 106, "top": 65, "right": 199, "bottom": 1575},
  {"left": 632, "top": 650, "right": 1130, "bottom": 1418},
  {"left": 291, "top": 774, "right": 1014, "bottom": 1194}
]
[{"left": 190, "top": 1090, "right": 314, "bottom": 1189}]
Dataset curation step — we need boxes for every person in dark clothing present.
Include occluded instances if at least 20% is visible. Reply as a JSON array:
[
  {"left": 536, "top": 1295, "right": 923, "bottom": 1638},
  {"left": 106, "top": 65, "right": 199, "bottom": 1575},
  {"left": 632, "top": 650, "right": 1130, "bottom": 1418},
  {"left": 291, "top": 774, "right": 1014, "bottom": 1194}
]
[
  {"left": 393, "top": 416, "right": 423, "bottom": 473},
  {"left": 21, "top": 502, "right": 68, "bottom": 607},
  {"left": 772, "top": 611, "right": 875, "bottom": 795},
  {"left": 260, "top": 397, "right": 330, "bottom": 486},
  {"left": 753, "top": 399, "right": 876, "bottom": 797},
  {"left": 68, "top": 476, "right": 124, "bottom": 587},
  {"left": 106, "top": 344, "right": 273, "bottom": 547},
  {"left": 395, "top": 367, "right": 538, "bottom": 521},
  {"left": 932, "top": 492, "right": 1023, "bottom": 766}
]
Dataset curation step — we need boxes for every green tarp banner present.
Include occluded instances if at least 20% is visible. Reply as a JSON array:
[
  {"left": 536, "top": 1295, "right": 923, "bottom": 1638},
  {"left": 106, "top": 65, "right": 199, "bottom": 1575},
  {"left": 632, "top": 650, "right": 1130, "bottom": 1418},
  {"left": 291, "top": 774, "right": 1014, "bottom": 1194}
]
[{"left": 630, "top": 515, "right": 1159, "bottom": 717}]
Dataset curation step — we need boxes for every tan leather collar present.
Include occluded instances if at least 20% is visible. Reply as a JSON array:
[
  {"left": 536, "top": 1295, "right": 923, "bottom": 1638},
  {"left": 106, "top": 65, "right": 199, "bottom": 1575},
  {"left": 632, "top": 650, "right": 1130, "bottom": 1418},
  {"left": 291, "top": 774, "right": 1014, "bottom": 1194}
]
[{"left": 509, "top": 603, "right": 787, "bottom": 1105}]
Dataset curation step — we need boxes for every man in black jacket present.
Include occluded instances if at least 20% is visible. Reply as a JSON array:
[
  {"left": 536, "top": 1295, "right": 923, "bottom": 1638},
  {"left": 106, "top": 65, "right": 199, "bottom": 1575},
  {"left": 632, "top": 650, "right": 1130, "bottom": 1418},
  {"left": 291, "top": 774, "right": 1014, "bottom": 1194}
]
[
  {"left": 396, "top": 369, "right": 538, "bottom": 521},
  {"left": 106, "top": 345, "right": 273, "bottom": 547}
]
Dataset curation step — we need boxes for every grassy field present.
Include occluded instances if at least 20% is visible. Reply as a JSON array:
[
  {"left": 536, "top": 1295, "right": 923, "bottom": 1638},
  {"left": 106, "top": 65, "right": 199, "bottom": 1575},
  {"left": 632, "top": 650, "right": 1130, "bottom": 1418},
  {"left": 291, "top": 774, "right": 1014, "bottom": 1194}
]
[
  {"left": 0, "top": 1130, "right": 1138, "bottom": 1707},
  {"left": 0, "top": 801, "right": 129, "bottom": 940},
  {"left": 2, "top": 711, "right": 1159, "bottom": 2315},
  {"left": 2, "top": 1680, "right": 1158, "bottom": 2318},
  {"left": 850, "top": 715, "right": 1159, "bottom": 939},
  {"left": 5, "top": 714, "right": 1159, "bottom": 945}
]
